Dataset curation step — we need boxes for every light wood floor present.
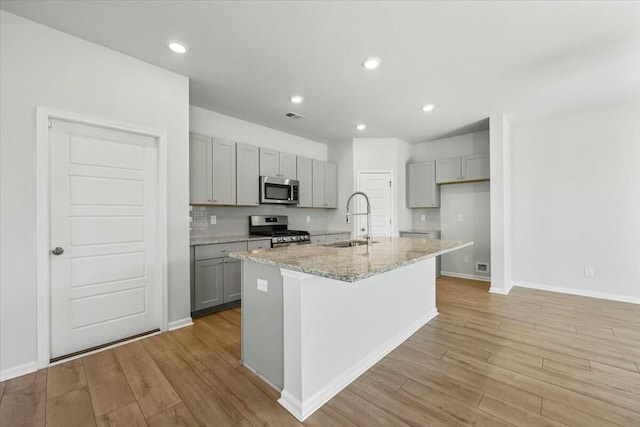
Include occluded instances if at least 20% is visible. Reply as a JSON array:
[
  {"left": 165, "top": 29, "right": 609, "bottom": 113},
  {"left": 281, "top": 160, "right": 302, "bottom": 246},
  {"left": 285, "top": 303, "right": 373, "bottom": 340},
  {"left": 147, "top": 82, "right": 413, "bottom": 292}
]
[{"left": 2, "top": 277, "right": 640, "bottom": 426}]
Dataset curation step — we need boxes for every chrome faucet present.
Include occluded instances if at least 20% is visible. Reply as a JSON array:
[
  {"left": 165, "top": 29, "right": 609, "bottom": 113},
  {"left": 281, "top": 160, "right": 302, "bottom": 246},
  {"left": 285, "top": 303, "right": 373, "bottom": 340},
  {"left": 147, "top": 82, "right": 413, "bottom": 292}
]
[{"left": 346, "top": 191, "right": 372, "bottom": 247}]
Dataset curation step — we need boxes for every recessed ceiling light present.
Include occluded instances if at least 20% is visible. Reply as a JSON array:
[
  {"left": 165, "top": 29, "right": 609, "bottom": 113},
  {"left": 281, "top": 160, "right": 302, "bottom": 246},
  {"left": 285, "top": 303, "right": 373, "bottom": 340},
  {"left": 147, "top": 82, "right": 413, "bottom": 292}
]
[
  {"left": 356, "top": 124, "right": 367, "bottom": 131},
  {"left": 422, "top": 104, "right": 436, "bottom": 112},
  {"left": 290, "top": 95, "right": 304, "bottom": 104},
  {"left": 362, "top": 57, "right": 381, "bottom": 70},
  {"left": 167, "top": 41, "right": 187, "bottom": 54}
]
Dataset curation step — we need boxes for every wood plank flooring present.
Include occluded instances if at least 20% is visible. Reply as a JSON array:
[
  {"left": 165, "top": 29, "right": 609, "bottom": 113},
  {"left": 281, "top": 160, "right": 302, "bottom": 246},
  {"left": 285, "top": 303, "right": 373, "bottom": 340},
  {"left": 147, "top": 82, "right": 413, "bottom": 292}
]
[{"left": 2, "top": 277, "right": 639, "bottom": 426}]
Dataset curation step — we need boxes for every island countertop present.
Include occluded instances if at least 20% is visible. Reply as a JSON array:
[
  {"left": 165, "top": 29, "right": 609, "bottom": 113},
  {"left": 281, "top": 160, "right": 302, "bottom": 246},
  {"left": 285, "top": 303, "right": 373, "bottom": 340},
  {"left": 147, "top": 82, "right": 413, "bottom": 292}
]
[{"left": 230, "top": 237, "right": 472, "bottom": 282}]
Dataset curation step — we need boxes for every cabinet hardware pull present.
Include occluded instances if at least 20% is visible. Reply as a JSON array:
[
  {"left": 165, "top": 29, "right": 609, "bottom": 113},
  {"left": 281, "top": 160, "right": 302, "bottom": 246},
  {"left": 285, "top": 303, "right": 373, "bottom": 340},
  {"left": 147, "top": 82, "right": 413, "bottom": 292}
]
[{"left": 221, "top": 249, "right": 226, "bottom": 252}]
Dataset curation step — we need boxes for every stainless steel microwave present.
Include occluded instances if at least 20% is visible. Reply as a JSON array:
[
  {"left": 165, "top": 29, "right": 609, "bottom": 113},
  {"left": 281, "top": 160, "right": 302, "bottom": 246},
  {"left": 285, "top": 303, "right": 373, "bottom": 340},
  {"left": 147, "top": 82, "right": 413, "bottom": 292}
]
[{"left": 260, "top": 176, "right": 299, "bottom": 205}]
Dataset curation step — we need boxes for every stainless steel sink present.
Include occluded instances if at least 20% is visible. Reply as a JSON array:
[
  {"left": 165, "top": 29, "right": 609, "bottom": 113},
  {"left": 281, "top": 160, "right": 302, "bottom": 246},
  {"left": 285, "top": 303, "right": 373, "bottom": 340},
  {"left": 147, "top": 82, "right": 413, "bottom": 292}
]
[{"left": 323, "top": 239, "right": 378, "bottom": 248}]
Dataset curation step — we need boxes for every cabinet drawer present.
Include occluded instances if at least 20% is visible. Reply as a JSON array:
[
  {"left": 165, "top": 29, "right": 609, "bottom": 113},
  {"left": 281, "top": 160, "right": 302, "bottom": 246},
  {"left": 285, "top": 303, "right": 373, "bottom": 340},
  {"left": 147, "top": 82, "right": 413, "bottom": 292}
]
[
  {"left": 310, "top": 235, "right": 326, "bottom": 244},
  {"left": 400, "top": 232, "right": 440, "bottom": 240},
  {"left": 195, "top": 241, "right": 248, "bottom": 260},
  {"left": 327, "top": 233, "right": 350, "bottom": 241},
  {"left": 248, "top": 239, "right": 271, "bottom": 250}
]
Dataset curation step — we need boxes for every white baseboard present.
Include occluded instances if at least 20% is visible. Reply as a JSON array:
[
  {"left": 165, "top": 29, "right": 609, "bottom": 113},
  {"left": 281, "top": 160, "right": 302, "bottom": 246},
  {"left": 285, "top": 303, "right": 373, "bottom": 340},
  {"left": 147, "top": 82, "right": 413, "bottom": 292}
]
[
  {"left": 489, "top": 286, "right": 512, "bottom": 295},
  {"left": 168, "top": 317, "right": 193, "bottom": 331},
  {"left": 441, "top": 271, "right": 491, "bottom": 282},
  {"left": 514, "top": 281, "right": 640, "bottom": 305},
  {"left": 279, "top": 308, "right": 439, "bottom": 421},
  {"left": 0, "top": 361, "right": 39, "bottom": 382}
]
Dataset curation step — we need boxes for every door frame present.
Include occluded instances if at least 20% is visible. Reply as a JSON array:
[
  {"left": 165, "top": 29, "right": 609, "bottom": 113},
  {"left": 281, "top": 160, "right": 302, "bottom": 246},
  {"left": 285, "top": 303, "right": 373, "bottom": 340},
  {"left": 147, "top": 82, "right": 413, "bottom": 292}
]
[
  {"left": 35, "top": 106, "right": 168, "bottom": 369},
  {"left": 355, "top": 170, "right": 395, "bottom": 237}
]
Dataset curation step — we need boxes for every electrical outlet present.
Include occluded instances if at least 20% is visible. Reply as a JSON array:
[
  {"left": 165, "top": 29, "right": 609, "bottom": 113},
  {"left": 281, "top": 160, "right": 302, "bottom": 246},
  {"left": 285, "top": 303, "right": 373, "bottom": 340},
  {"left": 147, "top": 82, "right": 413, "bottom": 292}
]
[
  {"left": 584, "top": 266, "right": 594, "bottom": 277},
  {"left": 457, "top": 214, "right": 464, "bottom": 222},
  {"left": 464, "top": 255, "right": 470, "bottom": 263},
  {"left": 421, "top": 214, "right": 426, "bottom": 221},
  {"left": 257, "top": 278, "right": 268, "bottom": 292},
  {"left": 210, "top": 215, "right": 217, "bottom": 225},
  {"left": 306, "top": 215, "right": 311, "bottom": 223}
]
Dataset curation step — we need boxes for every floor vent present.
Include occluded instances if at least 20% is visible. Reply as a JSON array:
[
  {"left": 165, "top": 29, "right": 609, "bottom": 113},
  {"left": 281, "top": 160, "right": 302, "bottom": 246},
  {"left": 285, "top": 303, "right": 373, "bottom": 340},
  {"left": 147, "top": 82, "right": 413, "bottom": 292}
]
[{"left": 476, "top": 262, "right": 489, "bottom": 273}]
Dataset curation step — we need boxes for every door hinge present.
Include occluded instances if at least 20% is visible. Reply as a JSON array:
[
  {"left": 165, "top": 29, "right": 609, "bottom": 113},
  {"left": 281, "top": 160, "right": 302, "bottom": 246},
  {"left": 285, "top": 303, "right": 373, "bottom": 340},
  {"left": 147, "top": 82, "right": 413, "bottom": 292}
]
[
  {"left": 389, "top": 180, "right": 392, "bottom": 188},
  {"left": 48, "top": 120, "right": 52, "bottom": 128},
  {"left": 389, "top": 219, "right": 392, "bottom": 224}
]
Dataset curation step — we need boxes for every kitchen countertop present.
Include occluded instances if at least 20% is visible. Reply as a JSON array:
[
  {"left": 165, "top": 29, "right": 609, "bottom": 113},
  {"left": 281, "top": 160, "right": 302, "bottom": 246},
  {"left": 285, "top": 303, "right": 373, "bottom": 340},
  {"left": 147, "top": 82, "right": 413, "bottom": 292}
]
[
  {"left": 230, "top": 237, "right": 472, "bottom": 282},
  {"left": 190, "top": 235, "right": 272, "bottom": 246},
  {"left": 399, "top": 229, "right": 441, "bottom": 234}
]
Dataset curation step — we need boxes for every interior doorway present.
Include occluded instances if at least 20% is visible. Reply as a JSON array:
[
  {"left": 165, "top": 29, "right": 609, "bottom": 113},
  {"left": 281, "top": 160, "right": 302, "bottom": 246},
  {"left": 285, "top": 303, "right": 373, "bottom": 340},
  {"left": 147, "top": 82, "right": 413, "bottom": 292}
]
[{"left": 356, "top": 171, "right": 393, "bottom": 237}]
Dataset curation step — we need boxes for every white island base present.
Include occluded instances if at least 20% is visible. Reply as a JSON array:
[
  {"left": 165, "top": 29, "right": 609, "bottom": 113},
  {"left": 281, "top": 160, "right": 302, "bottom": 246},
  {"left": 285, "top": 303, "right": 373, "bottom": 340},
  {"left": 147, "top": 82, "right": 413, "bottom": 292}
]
[{"left": 278, "top": 257, "right": 437, "bottom": 421}]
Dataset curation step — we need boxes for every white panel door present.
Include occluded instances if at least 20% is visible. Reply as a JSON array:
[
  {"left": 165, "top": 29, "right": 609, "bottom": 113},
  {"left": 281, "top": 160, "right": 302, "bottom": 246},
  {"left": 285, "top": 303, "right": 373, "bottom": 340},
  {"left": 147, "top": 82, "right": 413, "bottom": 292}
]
[
  {"left": 356, "top": 172, "right": 392, "bottom": 237},
  {"left": 49, "top": 119, "right": 159, "bottom": 358}
]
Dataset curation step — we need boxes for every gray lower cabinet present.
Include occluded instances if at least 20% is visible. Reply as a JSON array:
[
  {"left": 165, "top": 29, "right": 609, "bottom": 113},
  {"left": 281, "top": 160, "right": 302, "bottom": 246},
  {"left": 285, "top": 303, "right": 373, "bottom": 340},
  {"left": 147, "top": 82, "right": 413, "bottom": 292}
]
[
  {"left": 192, "top": 241, "right": 247, "bottom": 315},
  {"left": 194, "top": 258, "right": 223, "bottom": 310},
  {"left": 223, "top": 258, "right": 242, "bottom": 303},
  {"left": 400, "top": 231, "right": 441, "bottom": 277}
]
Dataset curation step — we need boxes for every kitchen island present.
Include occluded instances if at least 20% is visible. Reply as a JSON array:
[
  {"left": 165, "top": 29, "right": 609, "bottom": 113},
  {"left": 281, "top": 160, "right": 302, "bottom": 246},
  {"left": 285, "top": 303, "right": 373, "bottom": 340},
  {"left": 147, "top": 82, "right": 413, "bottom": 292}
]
[{"left": 230, "top": 237, "right": 472, "bottom": 421}]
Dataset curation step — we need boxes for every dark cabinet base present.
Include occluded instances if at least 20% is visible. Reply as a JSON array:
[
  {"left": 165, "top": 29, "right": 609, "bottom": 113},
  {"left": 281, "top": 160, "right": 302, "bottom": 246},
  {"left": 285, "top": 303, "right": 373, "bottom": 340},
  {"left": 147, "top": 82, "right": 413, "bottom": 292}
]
[{"left": 191, "top": 300, "right": 241, "bottom": 319}]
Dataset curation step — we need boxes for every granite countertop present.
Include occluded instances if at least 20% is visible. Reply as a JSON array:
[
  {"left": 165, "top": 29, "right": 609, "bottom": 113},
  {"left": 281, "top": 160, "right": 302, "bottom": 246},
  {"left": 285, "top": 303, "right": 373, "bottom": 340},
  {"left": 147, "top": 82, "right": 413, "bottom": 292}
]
[
  {"left": 190, "top": 235, "right": 272, "bottom": 246},
  {"left": 230, "top": 237, "right": 472, "bottom": 282},
  {"left": 307, "top": 230, "right": 351, "bottom": 236},
  {"left": 399, "top": 229, "right": 441, "bottom": 234}
]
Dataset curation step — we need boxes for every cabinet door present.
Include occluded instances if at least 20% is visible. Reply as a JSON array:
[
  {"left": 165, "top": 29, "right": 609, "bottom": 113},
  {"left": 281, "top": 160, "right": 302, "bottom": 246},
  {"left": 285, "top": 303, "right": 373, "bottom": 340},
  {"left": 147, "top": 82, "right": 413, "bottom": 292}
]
[
  {"left": 435, "top": 157, "right": 462, "bottom": 184},
  {"left": 236, "top": 143, "right": 259, "bottom": 206},
  {"left": 223, "top": 258, "right": 242, "bottom": 303},
  {"left": 189, "top": 133, "right": 212, "bottom": 204},
  {"left": 324, "top": 162, "right": 338, "bottom": 208},
  {"left": 296, "top": 157, "right": 313, "bottom": 207},
  {"left": 279, "top": 152, "right": 297, "bottom": 180},
  {"left": 194, "top": 259, "right": 223, "bottom": 310},
  {"left": 212, "top": 138, "right": 236, "bottom": 205},
  {"left": 462, "top": 153, "right": 489, "bottom": 181},
  {"left": 259, "top": 148, "right": 280, "bottom": 177},
  {"left": 248, "top": 239, "right": 271, "bottom": 250},
  {"left": 312, "top": 159, "right": 326, "bottom": 208},
  {"left": 408, "top": 162, "right": 439, "bottom": 208}
]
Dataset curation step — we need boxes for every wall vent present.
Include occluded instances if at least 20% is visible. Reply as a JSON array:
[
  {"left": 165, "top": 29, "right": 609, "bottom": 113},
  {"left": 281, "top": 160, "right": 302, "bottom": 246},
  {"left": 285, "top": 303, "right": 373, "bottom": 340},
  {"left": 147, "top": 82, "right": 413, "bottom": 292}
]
[
  {"left": 476, "top": 262, "right": 489, "bottom": 273},
  {"left": 285, "top": 111, "right": 305, "bottom": 119}
]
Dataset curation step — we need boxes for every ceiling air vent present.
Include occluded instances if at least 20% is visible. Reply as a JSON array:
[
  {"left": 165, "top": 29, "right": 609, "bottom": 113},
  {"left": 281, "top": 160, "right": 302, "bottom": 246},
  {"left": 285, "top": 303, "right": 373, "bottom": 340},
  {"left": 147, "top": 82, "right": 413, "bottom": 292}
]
[{"left": 285, "top": 111, "right": 305, "bottom": 119}]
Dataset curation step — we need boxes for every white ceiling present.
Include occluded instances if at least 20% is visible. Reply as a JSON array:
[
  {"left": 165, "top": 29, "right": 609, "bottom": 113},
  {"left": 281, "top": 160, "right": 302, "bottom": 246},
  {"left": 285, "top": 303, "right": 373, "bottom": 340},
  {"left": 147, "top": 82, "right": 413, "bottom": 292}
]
[{"left": 2, "top": 1, "right": 639, "bottom": 144}]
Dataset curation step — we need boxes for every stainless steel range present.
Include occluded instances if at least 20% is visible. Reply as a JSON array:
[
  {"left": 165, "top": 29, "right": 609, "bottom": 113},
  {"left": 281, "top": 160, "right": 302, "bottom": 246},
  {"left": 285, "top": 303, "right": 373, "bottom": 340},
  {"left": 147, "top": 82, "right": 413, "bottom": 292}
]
[{"left": 249, "top": 215, "right": 310, "bottom": 248}]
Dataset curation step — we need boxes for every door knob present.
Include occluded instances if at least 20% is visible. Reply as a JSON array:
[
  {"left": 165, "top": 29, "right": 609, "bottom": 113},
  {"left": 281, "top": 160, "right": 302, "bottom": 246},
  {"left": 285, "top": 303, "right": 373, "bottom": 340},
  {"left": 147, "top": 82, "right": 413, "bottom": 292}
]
[{"left": 52, "top": 247, "right": 64, "bottom": 255}]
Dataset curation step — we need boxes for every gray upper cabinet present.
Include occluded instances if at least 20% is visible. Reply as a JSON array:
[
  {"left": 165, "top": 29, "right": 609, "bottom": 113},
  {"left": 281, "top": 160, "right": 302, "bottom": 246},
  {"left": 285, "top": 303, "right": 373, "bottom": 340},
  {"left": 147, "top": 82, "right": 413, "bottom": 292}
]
[
  {"left": 435, "top": 157, "right": 462, "bottom": 184},
  {"left": 259, "top": 148, "right": 297, "bottom": 179},
  {"left": 296, "top": 156, "right": 313, "bottom": 207},
  {"left": 462, "top": 153, "right": 490, "bottom": 181},
  {"left": 408, "top": 161, "right": 440, "bottom": 208},
  {"left": 324, "top": 162, "right": 338, "bottom": 208},
  {"left": 236, "top": 143, "right": 259, "bottom": 206},
  {"left": 211, "top": 138, "right": 236, "bottom": 205},
  {"left": 312, "top": 160, "right": 338, "bottom": 208},
  {"left": 189, "top": 133, "right": 213, "bottom": 204},
  {"left": 189, "top": 133, "right": 236, "bottom": 205},
  {"left": 436, "top": 153, "right": 489, "bottom": 184},
  {"left": 279, "top": 152, "right": 297, "bottom": 180},
  {"left": 259, "top": 148, "right": 279, "bottom": 177}
]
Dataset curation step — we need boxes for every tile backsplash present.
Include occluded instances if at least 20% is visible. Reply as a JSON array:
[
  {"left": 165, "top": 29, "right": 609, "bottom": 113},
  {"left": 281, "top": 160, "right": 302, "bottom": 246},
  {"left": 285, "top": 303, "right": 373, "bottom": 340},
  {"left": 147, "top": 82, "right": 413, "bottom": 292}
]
[
  {"left": 411, "top": 208, "right": 441, "bottom": 230},
  {"left": 190, "top": 205, "right": 332, "bottom": 238}
]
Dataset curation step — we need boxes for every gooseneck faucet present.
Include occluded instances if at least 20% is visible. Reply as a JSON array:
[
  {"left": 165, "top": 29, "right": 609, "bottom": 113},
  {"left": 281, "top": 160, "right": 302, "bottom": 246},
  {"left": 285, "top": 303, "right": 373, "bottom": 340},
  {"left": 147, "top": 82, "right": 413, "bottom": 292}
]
[{"left": 345, "top": 191, "right": 372, "bottom": 247}]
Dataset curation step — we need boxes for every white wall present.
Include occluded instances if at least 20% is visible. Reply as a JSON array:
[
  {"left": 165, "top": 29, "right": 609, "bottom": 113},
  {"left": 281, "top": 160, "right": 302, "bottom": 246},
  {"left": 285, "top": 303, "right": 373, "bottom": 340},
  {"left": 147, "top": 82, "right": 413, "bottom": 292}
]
[
  {"left": 0, "top": 11, "right": 190, "bottom": 377},
  {"left": 511, "top": 99, "right": 640, "bottom": 301},
  {"left": 411, "top": 130, "right": 491, "bottom": 280},
  {"left": 351, "top": 138, "right": 413, "bottom": 236},
  {"left": 190, "top": 106, "right": 327, "bottom": 161}
]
